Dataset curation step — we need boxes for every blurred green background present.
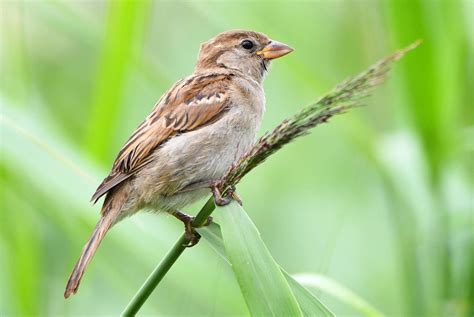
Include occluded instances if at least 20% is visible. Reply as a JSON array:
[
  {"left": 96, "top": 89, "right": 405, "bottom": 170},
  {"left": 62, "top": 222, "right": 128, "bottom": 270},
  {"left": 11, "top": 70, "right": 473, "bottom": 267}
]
[{"left": 1, "top": 0, "right": 472, "bottom": 316}]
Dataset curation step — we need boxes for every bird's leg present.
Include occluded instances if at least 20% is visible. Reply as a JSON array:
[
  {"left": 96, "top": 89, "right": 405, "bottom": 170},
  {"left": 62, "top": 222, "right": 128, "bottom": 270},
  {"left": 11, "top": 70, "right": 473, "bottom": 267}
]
[
  {"left": 172, "top": 210, "right": 213, "bottom": 247},
  {"left": 172, "top": 210, "right": 198, "bottom": 247}
]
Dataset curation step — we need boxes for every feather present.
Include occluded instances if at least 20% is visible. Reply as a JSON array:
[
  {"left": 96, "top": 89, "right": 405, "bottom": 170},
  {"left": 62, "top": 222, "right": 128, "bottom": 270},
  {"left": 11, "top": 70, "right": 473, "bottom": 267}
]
[{"left": 90, "top": 72, "right": 235, "bottom": 202}]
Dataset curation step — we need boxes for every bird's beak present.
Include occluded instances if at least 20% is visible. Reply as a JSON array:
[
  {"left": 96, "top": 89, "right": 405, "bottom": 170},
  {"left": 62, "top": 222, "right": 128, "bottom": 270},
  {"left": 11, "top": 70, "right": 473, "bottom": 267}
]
[{"left": 256, "top": 40, "right": 294, "bottom": 60}]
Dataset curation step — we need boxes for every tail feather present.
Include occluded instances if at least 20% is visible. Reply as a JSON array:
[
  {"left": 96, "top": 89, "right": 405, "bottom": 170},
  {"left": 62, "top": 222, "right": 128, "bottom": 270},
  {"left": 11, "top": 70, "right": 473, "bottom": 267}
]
[{"left": 64, "top": 214, "right": 115, "bottom": 298}]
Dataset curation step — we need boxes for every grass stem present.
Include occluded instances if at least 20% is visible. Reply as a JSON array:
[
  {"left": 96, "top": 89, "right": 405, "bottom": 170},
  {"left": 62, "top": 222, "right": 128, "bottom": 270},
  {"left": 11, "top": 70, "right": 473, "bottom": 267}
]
[{"left": 121, "top": 198, "right": 215, "bottom": 316}]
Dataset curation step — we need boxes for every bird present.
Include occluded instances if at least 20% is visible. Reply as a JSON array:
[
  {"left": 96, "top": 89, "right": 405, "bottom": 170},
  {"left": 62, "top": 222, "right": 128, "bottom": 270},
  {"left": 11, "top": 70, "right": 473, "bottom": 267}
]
[{"left": 64, "top": 30, "right": 293, "bottom": 298}]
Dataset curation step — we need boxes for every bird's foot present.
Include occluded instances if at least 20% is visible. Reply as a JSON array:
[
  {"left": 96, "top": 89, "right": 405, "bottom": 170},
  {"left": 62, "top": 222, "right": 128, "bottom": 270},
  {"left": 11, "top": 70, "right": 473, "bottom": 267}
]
[
  {"left": 211, "top": 183, "right": 231, "bottom": 206},
  {"left": 183, "top": 219, "right": 200, "bottom": 247},
  {"left": 211, "top": 183, "right": 242, "bottom": 206},
  {"left": 178, "top": 180, "right": 243, "bottom": 206},
  {"left": 173, "top": 210, "right": 213, "bottom": 247}
]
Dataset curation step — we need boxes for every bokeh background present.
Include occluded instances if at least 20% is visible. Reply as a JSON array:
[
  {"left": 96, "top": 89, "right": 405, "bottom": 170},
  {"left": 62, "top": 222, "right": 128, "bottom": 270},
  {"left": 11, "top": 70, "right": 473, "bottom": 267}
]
[{"left": 1, "top": 0, "right": 472, "bottom": 316}]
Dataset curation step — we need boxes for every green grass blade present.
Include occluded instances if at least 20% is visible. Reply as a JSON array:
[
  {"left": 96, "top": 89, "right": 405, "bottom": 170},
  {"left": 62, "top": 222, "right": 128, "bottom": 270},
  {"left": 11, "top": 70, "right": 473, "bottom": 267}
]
[
  {"left": 294, "top": 273, "right": 385, "bottom": 317},
  {"left": 85, "top": 0, "right": 151, "bottom": 162},
  {"left": 198, "top": 222, "right": 230, "bottom": 265},
  {"left": 284, "top": 273, "right": 334, "bottom": 317},
  {"left": 198, "top": 222, "right": 334, "bottom": 316},
  {"left": 215, "top": 201, "right": 302, "bottom": 316}
]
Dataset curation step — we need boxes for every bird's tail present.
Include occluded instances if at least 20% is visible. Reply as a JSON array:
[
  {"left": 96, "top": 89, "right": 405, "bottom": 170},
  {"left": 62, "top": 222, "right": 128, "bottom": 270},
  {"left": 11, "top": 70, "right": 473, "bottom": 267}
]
[{"left": 64, "top": 210, "right": 117, "bottom": 298}]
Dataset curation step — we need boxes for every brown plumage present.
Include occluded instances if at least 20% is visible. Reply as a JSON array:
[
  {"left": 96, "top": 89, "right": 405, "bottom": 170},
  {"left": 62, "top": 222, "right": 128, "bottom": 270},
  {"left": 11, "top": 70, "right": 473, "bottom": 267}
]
[
  {"left": 65, "top": 30, "right": 293, "bottom": 298},
  {"left": 91, "top": 73, "right": 234, "bottom": 204}
]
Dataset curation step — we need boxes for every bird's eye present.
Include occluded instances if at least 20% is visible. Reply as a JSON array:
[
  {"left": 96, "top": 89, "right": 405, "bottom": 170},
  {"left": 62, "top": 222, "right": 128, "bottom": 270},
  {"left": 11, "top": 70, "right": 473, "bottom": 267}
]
[{"left": 241, "top": 40, "right": 254, "bottom": 50}]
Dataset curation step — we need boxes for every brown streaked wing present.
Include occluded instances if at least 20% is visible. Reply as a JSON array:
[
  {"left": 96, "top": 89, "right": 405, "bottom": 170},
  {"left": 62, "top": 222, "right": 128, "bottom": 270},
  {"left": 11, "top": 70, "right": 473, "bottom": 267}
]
[
  {"left": 91, "top": 173, "right": 131, "bottom": 204},
  {"left": 91, "top": 72, "right": 234, "bottom": 203}
]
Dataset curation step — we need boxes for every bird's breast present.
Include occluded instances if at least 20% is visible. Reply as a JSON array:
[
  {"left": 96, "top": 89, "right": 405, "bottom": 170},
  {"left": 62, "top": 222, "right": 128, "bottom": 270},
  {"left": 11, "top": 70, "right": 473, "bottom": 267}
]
[{"left": 133, "top": 78, "right": 265, "bottom": 210}]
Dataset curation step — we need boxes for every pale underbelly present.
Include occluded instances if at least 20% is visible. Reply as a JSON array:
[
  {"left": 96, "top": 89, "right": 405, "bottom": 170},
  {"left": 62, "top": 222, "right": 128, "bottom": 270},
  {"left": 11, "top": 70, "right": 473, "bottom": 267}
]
[{"left": 131, "top": 109, "right": 259, "bottom": 212}]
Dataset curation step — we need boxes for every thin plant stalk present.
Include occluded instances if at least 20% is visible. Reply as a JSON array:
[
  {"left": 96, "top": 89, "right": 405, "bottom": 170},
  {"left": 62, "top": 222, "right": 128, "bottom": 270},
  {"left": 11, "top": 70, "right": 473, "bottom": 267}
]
[{"left": 122, "top": 198, "right": 215, "bottom": 316}]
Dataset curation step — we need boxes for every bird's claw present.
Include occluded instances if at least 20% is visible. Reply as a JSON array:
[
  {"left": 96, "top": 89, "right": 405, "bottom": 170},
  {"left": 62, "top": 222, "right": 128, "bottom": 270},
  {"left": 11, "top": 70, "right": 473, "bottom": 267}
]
[
  {"left": 201, "top": 215, "right": 214, "bottom": 227},
  {"left": 173, "top": 210, "right": 212, "bottom": 247},
  {"left": 183, "top": 221, "right": 201, "bottom": 247},
  {"left": 215, "top": 195, "right": 232, "bottom": 206},
  {"left": 212, "top": 184, "right": 242, "bottom": 206},
  {"left": 182, "top": 215, "right": 214, "bottom": 247}
]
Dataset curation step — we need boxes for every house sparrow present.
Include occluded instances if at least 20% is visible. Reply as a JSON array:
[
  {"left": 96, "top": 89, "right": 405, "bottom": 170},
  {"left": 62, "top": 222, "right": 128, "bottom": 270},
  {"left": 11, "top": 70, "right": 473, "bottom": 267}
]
[{"left": 64, "top": 30, "right": 293, "bottom": 298}]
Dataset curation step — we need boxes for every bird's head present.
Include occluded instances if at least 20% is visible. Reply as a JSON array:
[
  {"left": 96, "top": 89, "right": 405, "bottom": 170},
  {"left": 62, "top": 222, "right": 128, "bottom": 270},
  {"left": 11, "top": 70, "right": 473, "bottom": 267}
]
[{"left": 195, "top": 30, "right": 293, "bottom": 82}]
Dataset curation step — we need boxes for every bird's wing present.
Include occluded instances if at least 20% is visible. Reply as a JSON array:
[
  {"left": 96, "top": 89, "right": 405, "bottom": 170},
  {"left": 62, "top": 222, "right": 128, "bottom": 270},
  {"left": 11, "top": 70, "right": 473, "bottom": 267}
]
[{"left": 91, "top": 72, "right": 234, "bottom": 203}]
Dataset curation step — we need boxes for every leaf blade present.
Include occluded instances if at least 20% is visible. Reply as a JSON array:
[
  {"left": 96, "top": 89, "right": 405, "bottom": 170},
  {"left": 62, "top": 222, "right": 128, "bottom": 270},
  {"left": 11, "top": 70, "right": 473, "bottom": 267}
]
[
  {"left": 294, "top": 273, "right": 385, "bottom": 317},
  {"left": 218, "top": 201, "right": 302, "bottom": 316},
  {"left": 198, "top": 221, "right": 334, "bottom": 317}
]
